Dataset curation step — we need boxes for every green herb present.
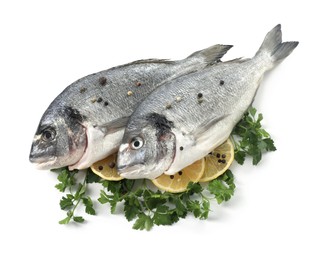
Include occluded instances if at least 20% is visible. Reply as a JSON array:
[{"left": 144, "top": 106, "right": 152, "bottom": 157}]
[
  {"left": 53, "top": 106, "right": 275, "bottom": 229},
  {"left": 98, "top": 170, "right": 235, "bottom": 231},
  {"left": 231, "top": 107, "right": 276, "bottom": 165},
  {"left": 52, "top": 168, "right": 97, "bottom": 224}
]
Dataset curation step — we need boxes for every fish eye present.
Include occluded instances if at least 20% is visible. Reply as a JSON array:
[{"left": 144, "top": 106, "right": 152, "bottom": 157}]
[
  {"left": 42, "top": 129, "right": 56, "bottom": 142},
  {"left": 130, "top": 137, "right": 144, "bottom": 150}
]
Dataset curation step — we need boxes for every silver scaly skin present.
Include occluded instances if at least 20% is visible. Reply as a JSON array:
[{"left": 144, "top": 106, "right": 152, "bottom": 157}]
[
  {"left": 117, "top": 25, "right": 298, "bottom": 179},
  {"left": 29, "top": 44, "right": 232, "bottom": 170}
]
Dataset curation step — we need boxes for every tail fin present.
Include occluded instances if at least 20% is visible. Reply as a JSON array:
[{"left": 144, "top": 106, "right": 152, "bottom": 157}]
[
  {"left": 256, "top": 24, "right": 298, "bottom": 67},
  {"left": 187, "top": 44, "right": 233, "bottom": 64}
]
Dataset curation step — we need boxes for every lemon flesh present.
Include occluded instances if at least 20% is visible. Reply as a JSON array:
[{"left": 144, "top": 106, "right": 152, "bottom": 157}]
[
  {"left": 199, "top": 139, "right": 234, "bottom": 182},
  {"left": 91, "top": 153, "right": 123, "bottom": 181},
  {"left": 152, "top": 158, "right": 205, "bottom": 193}
]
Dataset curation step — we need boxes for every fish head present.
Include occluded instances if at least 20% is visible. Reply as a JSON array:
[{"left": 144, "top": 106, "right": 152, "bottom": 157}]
[
  {"left": 117, "top": 113, "right": 176, "bottom": 179},
  {"left": 29, "top": 106, "right": 87, "bottom": 170}
]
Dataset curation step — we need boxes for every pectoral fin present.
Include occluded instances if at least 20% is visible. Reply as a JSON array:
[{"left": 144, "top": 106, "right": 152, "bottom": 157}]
[
  {"left": 97, "top": 117, "right": 130, "bottom": 135},
  {"left": 190, "top": 114, "right": 230, "bottom": 141}
]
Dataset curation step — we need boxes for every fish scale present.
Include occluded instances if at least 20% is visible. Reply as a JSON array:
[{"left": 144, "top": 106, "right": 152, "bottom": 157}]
[
  {"left": 117, "top": 24, "right": 298, "bottom": 180},
  {"left": 30, "top": 44, "right": 233, "bottom": 170}
]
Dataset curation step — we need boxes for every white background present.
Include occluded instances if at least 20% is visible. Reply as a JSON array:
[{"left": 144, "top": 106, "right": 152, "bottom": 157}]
[{"left": 1, "top": 0, "right": 325, "bottom": 259}]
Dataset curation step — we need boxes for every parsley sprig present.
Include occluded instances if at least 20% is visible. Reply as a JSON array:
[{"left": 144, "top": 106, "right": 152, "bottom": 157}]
[
  {"left": 98, "top": 170, "right": 235, "bottom": 230},
  {"left": 52, "top": 168, "right": 99, "bottom": 224},
  {"left": 53, "top": 106, "right": 275, "bottom": 230},
  {"left": 231, "top": 107, "right": 276, "bottom": 165}
]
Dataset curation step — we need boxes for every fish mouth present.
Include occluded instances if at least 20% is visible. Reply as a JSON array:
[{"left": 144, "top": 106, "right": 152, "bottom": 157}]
[
  {"left": 118, "top": 164, "right": 146, "bottom": 179},
  {"left": 30, "top": 156, "right": 57, "bottom": 170},
  {"left": 118, "top": 163, "right": 162, "bottom": 180}
]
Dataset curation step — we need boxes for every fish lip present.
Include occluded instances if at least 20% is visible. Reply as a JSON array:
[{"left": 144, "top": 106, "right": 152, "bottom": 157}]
[
  {"left": 30, "top": 157, "right": 57, "bottom": 170},
  {"left": 116, "top": 164, "right": 127, "bottom": 172},
  {"left": 29, "top": 153, "right": 54, "bottom": 164},
  {"left": 118, "top": 164, "right": 145, "bottom": 178}
]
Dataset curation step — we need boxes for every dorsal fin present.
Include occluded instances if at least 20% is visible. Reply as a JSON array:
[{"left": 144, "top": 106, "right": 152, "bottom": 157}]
[
  {"left": 187, "top": 44, "right": 233, "bottom": 64},
  {"left": 112, "top": 44, "right": 233, "bottom": 70}
]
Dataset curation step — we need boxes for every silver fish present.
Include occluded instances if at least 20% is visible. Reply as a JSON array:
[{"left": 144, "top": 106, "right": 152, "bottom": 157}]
[
  {"left": 117, "top": 24, "right": 298, "bottom": 179},
  {"left": 29, "top": 44, "right": 232, "bottom": 170}
]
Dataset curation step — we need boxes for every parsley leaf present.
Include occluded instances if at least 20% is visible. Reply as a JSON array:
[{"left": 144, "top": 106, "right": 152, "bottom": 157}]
[
  {"left": 208, "top": 170, "right": 235, "bottom": 204},
  {"left": 73, "top": 216, "right": 85, "bottom": 223},
  {"left": 124, "top": 195, "right": 141, "bottom": 221},
  {"left": 59, "top": 216, "right": 71, "bottom": 225},
  {"left": 82, "top": 196, "right": 96, "bottom": 215},
  {"left": 133, "top": 214, "right": 153, "bottom": 231},
  {"left": 55, "top": 168, "right": 97, "bottom": 224},
  {"left": 59, "top": 196, "right": 73, "bottom": 210},
  {"left": 231, "top": 106, "right": 276, "bottom": 165},
  {"left": 53, "top": 168, "right": 77, "bottom": 192},
  {"left": 86, "top": 168, "right": 101, "bottom": 183}
]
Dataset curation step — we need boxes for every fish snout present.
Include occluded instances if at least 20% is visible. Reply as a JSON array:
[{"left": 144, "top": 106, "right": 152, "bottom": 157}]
[
  {"left": 117, "top": 142, "right": 148, "bottom": 178},
  {"left": 29, "top": 151, "right": 38, "bottom": 163},
  {"left": 118, "top": 164, "right": 145, "bottom": 179},
  {"left": 29, "top": 143, "right": 41, "bottom": 163},
  {"left": 29, "top": 139, "right": 57, "bottom": 169},
  {"left": 116, "top": 164, "right": 127, "bottom": 173}
]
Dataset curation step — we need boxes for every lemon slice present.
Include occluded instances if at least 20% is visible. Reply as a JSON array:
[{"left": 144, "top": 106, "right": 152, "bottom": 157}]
[
  {"left": 91, "top": 153, "right": 123, "bottom": 181},
  {"left": 152, "top": 158, "right": 205, "bottom": 193},
  {"left": 199, "top": 139, "right": 234, "bottom": 182}
]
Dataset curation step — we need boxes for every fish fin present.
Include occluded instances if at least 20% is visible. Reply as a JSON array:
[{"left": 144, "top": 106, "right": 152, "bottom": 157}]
[
  {"left": 127, "top": 59, "right": 174, "bottom": 65},
  {"left": 114, "top": 45, "right": 232, "bottom": 69},
  {"left": 113, "top": 59, "right": 175, "bottom": 70},
  {"left": 187, "top": 44, "right": 233, "bottom": 64},
  {"left": 223, "top": 57, "right": 249, "bottom": 64},
  {"left": 190, "top": 114, "right": 230, "bottom": 140},
  {"left": 97, "top": 117, "right": 130, "bottom": 135},
  {"left": 256, "top": 24, "right": 299, "bottom": 66}
]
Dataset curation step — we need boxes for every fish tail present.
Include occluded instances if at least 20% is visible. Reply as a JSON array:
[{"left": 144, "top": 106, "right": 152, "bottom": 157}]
[
  {"left": 255, "top": 24, "right": 298, "bottom": 68},
  {"left": 187, "top": 44, "right": 233, "bottom": 64}
]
